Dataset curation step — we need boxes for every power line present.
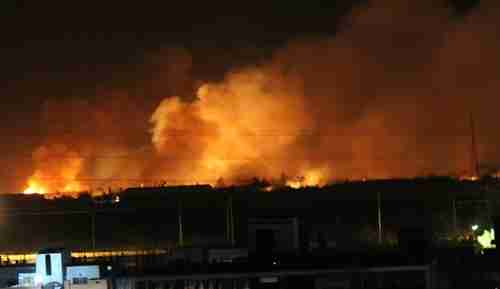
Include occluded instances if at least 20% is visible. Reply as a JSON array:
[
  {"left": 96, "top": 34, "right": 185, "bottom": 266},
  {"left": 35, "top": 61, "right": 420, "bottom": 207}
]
[
  {"left": 0, "top": 130, "right": 325, "bottom": 137},
  {"left": 0, "top": 176, "right": 223, "bottom": 184},
  {"left": 0, "top": 208, "right": 148, "bottom": 217},
  {"left": 0, "top": 153, "right": 444, "bottom": 161}
]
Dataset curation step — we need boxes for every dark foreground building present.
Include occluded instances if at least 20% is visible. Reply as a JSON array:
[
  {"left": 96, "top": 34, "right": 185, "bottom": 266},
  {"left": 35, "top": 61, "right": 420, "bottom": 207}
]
[{"left": 0, "top": 177, "right": 498, "bottom": 288}]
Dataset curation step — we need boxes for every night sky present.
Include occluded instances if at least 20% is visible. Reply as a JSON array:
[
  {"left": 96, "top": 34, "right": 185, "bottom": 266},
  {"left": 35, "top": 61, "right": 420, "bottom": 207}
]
[{"left": 0, "top": 0, "right": 489, "bottom": 193}]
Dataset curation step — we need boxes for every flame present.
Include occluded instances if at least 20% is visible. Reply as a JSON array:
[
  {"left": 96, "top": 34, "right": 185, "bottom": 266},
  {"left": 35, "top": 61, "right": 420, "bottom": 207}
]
[
  {"left": 22, "top": 178, "right": 83, "bottom": 197},
  {"left": 23, "top": 179, "right": 47, "bottom": 195},
  {"left": 150, "top": 68, "right": 314, "bottom": 185},
  {"left": 23, "top": 144, "right": 85, "bottom": 196},
  {"left": 286, "top": 169, "right": 327, "bottom": 189},
  {"left": 19, "top": 0, "right": 500, "bottom": 193},
  {"left": 459, "top": 175, "right": 479, "bottom": 181}
]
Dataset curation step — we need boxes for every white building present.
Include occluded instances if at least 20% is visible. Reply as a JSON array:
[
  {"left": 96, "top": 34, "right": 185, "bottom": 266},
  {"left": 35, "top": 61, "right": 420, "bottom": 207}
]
[{"left": 23, "top": 249, "right": 105, "bottom": 289}]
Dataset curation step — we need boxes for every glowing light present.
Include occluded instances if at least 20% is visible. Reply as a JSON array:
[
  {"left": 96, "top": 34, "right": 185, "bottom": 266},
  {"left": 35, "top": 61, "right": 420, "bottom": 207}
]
[
  {"left": 23, "top": 144, "right": 85, "bottom": 197},
  {"left": 263, "top": 186, "right": 274, "bottom": 192},
  {"left": 478, "top": 229, "right": 496, "bottom": 249},
  {"left": 23, "top": 178, "right": 84, "bottom": 197},
  {"left": 286, "top": 169, "right": 327, "bottom": 188},
  {"left": 150, "top": 69, "right": 314, "bottom": 187},
  {"left": 472, "top": 224, "right": 479, "bottom": 231},
  {"left": 23, "top": 180, "right": 47, "bottom": 195},
  {"left": 460, "top": 175, "right": 479, "bottom": 181},
  {"left": 62, "top": 182, "right": 82, "bottom": 192}
]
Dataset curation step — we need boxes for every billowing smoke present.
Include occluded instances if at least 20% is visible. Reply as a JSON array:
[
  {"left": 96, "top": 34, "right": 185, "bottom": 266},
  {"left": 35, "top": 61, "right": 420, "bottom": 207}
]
[
  {"left": 22, "top": 0, "right": 500, "bottom": 194},
  {"left": 22, "top": 47, "right": 194, "bottom": 194},
  {"left": 150, "top": 66, "right": 312, "bottom": 184},
  {"left": 24, "top": 94, "right": 153, "bottom": 194}
]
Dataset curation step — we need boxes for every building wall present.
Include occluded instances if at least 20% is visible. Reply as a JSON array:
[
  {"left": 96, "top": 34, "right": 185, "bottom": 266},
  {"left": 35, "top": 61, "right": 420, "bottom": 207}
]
[
  {"left": 0, "top": 266, "right": 34, "bottom": 287},
  {"left": 67, "top": 265, "right": 100, "bottom": 283}
]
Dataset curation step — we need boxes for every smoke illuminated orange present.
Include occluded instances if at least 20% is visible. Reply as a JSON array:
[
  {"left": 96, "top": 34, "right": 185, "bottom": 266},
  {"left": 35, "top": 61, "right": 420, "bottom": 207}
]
[
  {"left": 19, "top": 0, "right": 500, "bottom": 194},
  {"left": 23, "top": 144, "right": 86, "bottom": 196},
  {"left": 150, "top": 67, "right": 322, "bottom": 186}
]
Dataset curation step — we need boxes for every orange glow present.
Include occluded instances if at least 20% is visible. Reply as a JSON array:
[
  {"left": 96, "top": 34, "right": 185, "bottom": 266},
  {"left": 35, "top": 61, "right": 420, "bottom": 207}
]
[
  {"left": 150, "top": 68, "right": 321, "bottom": 186},
  {"left": 286, "top": 169, "right": 327, "bottom": 188},
  {"left": 263, "top": 186, "right": 274, "bottom": 192},
  {"left": 23, "top": 144, "right": 85, "bottom": 196},
  {"left": 459, "top": 175, "right": 479, "bottom": 181},
  {"left": 22, "top": 178, "right": 83, "bottom": 197},
  {"left": 17, "top": 0, "right": 500, "bottom": 194},
  {"left": 23, "top": 179, "right": 47, "bottom": 195}
]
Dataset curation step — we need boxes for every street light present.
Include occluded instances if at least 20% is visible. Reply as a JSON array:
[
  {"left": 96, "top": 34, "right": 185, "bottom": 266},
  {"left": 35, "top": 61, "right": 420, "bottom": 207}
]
[{"left": 472, "top": 224, "right": 479, "bottom": 231}]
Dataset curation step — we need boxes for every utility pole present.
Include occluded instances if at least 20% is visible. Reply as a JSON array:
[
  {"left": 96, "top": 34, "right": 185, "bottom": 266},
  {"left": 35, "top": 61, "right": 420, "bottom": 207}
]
[
  {"left": 452, "top": 198, "right": 457, "bottom": 238},
  {"left": 90, "top": 212, "right": 96, "bottom": 250},
  {"left": 226, "top": 196, "right": 235, "bottom": 247},
  {"left": 377, "top": 192, "right": 383, "bottom": 244},
  {"left": 226, "top": 197, "right": 230, "bottom": 243},
  {"left": 178, "top": 199, "right": 184, "bottom": 247},
  {"left": 486, "top": 196, "right": 492, "bottom": 229},
  {"left": 230, "top": 196, "right": 235, "bottom": 247}
]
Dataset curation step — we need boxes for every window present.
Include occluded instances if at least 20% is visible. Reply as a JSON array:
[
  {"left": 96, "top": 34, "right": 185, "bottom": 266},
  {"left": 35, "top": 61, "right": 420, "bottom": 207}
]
[{"left": 73, "top": 278, "right": 88, "bottom": 285}]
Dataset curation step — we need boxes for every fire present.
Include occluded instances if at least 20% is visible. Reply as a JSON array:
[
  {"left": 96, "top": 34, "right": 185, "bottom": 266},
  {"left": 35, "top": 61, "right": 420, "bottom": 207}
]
[
  {"left": 286, "top": 169, "right": 327, "bottom": 189},
  {"left": 22, "top": 178, "right": 83, "bottom": 197},
  {"left": 23, "top": 179, "right": 47, "bottom": 195},
  {"left": 23, "top": 144, "right": 85, "bottom": 196},
  {"left": 150, "top": 67, "right": 314, "bottom": 185},
  {"left": 19, "top": 0, "right": 500, "bottom": 194},
  {"left": 459, "top": 175, "right": 479, "bottom": 182}
]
